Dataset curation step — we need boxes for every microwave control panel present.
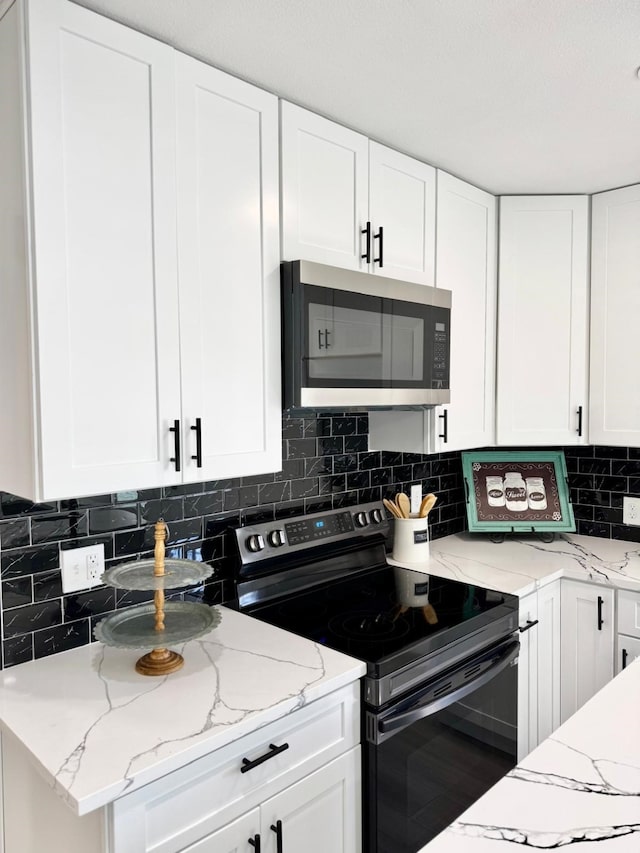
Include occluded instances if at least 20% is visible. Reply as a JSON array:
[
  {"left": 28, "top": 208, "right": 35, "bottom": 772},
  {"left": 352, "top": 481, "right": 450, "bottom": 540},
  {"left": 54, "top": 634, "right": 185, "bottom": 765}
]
[{"left": 430, "top": 307, "right": 450, "bottom": 389}]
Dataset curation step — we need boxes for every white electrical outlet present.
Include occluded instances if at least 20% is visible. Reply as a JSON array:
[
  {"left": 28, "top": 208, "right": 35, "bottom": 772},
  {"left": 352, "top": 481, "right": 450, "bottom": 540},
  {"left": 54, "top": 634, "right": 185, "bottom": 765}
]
[
  {"left": 61, "top": 544, "right": 105, "bottom": 593},
  {"left": 623, "top": 496, "right": 640, "bottom": 526},
  {"left": 410, "top": 484, "right": 422, "bottom": 515}
]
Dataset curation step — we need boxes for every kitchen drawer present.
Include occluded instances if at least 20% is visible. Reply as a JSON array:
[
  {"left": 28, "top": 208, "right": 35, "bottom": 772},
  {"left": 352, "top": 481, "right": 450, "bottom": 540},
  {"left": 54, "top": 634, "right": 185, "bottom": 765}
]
[
  {"left": 617, "top": 589, "right": 640, "bottom": 639},
  {"left": 617, "top": 634, "right": 640, "bottom": 674},
  {"left": 110, "top": 681, "right": 359, "bottom": 853}
]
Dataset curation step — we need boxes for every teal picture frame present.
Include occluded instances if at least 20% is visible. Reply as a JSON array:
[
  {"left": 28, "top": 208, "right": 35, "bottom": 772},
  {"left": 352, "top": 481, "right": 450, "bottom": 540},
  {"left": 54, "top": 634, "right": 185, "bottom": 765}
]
[{"left": 461, "top": 451, "right": 575, "bottom": 534}]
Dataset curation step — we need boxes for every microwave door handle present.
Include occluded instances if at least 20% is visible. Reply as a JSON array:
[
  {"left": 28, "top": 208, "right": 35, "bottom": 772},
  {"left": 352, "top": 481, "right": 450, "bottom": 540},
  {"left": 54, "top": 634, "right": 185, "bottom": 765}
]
[{"left": 378, "top": 641, "right": 519, "bottom": 737}]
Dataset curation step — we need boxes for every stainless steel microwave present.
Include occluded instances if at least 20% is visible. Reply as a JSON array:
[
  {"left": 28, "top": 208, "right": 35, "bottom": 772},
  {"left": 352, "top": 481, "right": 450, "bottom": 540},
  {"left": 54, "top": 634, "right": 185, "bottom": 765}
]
[{"left": 281, "top": 260, "right": 451, "bottom": 409}]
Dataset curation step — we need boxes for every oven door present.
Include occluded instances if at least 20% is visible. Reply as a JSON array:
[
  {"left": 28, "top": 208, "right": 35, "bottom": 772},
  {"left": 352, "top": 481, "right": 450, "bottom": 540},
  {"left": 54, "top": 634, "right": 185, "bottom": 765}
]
[{"left": 364, "top": 636, "right": 519, "bottom": 853}]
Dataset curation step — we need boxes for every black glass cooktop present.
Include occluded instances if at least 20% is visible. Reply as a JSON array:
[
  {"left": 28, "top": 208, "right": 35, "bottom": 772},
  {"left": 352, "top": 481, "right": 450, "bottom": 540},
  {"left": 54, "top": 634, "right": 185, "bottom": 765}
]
[{"left": 244, "top": 564, "right": 517, "bottom": 672}]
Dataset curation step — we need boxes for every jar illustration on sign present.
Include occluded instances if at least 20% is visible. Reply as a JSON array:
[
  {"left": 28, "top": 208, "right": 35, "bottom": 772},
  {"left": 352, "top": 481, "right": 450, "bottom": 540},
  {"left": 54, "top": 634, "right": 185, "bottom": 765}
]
[
  {"left": 526, "top": 477, "right": 547, "bottom": 510},
  {"left": 504, "top": 473, "right": 527, "bottom": 512},
  {"left": 485, "top": 476, "right": 505, "bottom": 507}
]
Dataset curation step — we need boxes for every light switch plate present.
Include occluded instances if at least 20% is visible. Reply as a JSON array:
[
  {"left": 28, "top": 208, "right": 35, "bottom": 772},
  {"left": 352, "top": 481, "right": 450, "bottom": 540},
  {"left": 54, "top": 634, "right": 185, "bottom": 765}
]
[
  {"left": 410, "top": 484, "right": 422, "bottom": 515},
  {"left": 61, "top": 544, "right": 105, "bottom": 593},
  {"left": 623, "top": 496, "right": 640, "bottom": 526}
]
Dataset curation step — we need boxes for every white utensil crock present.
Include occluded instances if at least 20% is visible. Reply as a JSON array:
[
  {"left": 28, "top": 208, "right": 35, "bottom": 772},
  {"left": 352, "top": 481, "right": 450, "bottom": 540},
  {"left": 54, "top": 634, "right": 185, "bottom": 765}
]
[{"left": 391, "top": 514, "right": 430, "bottom": 563}]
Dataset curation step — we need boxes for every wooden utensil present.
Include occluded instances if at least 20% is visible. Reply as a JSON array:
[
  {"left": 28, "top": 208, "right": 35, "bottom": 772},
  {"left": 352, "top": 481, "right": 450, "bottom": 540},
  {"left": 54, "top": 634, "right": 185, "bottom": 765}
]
[
  {"left": 396, "top": 492, "right": 410, "bottom": 519},
  {"left": 383, "top": 498, "right": 403, "bottom": 519},
  {"left": 419, "top": 493, "right": 437, "bottom": 518}
]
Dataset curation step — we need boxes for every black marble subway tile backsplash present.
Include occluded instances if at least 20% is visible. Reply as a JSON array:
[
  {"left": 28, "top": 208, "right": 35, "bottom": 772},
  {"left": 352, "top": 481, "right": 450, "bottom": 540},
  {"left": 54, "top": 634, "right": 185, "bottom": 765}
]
[
  {"left": 0, "top": 412, "right": 467, "bottom": 668},
  {"left": 2, "top": 417, "right": 637, "bottom": 670}
]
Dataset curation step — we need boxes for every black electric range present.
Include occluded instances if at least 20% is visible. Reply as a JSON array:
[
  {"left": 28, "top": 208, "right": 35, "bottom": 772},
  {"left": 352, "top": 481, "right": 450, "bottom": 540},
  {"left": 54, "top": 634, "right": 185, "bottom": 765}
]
[{"left": 232, "top": 502, "right": 520, "bottom": 852}]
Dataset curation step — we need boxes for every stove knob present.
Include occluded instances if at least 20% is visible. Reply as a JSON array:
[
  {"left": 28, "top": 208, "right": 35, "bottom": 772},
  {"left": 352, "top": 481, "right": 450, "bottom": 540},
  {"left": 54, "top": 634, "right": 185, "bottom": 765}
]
[
  {"left": 355, "top": 511, "right": 369, "bottom": 528},
  {"left": 369, "top": 508, "right": 383, "bottom": 524},
  {"left": 268, "top": 529, "right": 286, "bottom": 548},
  {"left": 246, "top": 533, "right": 265, "bottom": 553}
]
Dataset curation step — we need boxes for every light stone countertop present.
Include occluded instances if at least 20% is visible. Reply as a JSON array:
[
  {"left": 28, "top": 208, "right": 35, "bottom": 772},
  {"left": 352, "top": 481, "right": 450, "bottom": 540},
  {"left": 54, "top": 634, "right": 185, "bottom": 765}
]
[
  {"left": 389, "top": 531, "right": 640, "bottom": 597},
  {"left": 0, "top": 606, "right": 365, "bottom": 816},
  {"left": 420, "top": 656, "right": 640, "bottom": 852}
]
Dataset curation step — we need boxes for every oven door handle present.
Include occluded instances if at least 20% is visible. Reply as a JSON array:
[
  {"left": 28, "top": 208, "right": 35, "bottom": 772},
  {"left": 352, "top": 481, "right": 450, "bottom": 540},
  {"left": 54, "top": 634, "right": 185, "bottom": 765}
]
[{"left": 379, "top": 640, "right": 519, "bottom": 736}]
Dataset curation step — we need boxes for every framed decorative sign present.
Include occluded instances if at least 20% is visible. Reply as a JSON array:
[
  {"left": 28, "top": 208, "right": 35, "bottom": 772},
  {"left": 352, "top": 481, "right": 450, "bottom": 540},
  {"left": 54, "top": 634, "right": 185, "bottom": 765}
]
[{"left": 461, "top": 451, "right": 575, "bottom": 534}]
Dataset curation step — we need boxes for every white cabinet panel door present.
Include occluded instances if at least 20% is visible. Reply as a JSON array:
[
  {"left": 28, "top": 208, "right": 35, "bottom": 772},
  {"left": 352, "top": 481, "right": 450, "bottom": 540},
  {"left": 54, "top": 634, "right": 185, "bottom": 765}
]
[
  {"left": 560, "top": 581, "right": 614, "bottom": 723},
  {"left": 433, "top": 171, "right": 497, "bottom": 451},
  {"left": 497, "top": 196, "right": 589, "bottom": 446},
  {"left": 517, "top": 592, "right": 538, "bottom": 761},
  {"left": 590, "top": 184, "right": 640, "bottom": 446},
  {"left": 616, "top": 635, "right": 640, "bottom": 675},
  {"left": 281, "top": 102, "right": 369, "bottom": 270},
  {"left": 262, "top": 748, "right": 361, "bottom": 853},
  {"left": 536, "top": 580, "right": 561, "bottom": 743},
  {"left": 369, "top": 142, "right": 436, "bottom": 285},
  {"left": 181, "top": 810, "right": 259, "bottom": 853},
  {"left": 28, "top": 0, "right": 182, "bottom": 498},
  {"left": 176, "top": 54, "right": 281, "bottom": 480}
]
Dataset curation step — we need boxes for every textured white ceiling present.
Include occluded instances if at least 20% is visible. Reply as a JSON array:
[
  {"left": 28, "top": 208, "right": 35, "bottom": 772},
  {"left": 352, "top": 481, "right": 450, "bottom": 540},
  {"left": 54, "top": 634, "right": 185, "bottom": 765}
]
[{"left": 73, "top": 0, "right": 640, "bottom": 194}]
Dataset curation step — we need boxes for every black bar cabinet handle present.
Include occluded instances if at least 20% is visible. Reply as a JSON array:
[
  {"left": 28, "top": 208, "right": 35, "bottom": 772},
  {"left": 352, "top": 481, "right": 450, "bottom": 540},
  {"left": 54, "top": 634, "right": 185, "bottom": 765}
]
[
  {"left": 597, "top": 595, "right": 604, "bottom": 631},
  {"left": 361, "top": 221, "right": 372, "bottom": 263},
  {"left": 324, "top": 329, "right": 331, "bottom": 348},
  {"left": 317, "top": 329, "right": 324, "bottom": 350},
  {"left": 190, "top": 417, "right": 202, "bottom": 468},
  {"left": 577, "top": 405, "right": 583, "bottom": 437},
  {"left": 270, "top": 820, "right": 283, "bottom": 853},
  {"left": 169, "top": 419, "right": 181, "bottom": 472},
  {"left": 248, "top": 835, "right": 261, "bottom": 852},
  {"left": 438, "top": 409, "right": 448, "bottom": 444},
  {"left": 622, "top": 648, "right": 629, "bottom": 669},
  {"left": 374, "top": 225, "right": 384, "bottom": 267},
  {"left": 240, "top": 742, "right": 289, "bottom": 774},
  {"left": 519, "top": 619, "right": 539, "bottom": 634}
]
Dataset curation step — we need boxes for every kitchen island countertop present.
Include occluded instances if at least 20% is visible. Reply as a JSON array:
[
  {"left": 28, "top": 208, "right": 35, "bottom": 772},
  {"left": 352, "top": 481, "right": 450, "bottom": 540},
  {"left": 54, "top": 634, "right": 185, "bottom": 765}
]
[
  {"left": 0, "top": 606, "right": 365, "bottom": 815},
  {"left": 419, "top": 654, "right": 640, "bottom": 852}
]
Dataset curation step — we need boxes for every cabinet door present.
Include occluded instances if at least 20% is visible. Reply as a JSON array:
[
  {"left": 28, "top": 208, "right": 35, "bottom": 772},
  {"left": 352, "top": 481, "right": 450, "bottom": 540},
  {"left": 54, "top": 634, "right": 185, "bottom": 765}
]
[
  {"left": 560, "top": 581, "right": 614, "bottom": 723},
  {"left": 176, "top": 54, "right": 281, "bottom": 481},
  {"left": 180, "top": 810, "right": 259, "bottom": 853},
  {"left": 536, "top": 581, "right": 561, "bottom": 742},
  {"left": 261, "top": 748, "right": 361, "bottom": 853},
  {"left": 517, "top": 592, "right": 538, "bottom": 761},
  {"left": 281, "top": 102, "right": 369, "bottom": 271},
  {"left": 497, "top": 196, "right": 589, "bottom": 446},
  {"left": 27, "top": 0, "right": 182, "bottom": 498},
  {"left": 368, "top": 142, "right": 436, "bottom": 285},
  {"left": 590, "top": 184, "right": 640, "bottom": 445},
  {"left": 616, "top": 635, "right": 640, "bottom": 675},
  {"left": 433, "top": 171, "right": 497, "bottom": 452}
]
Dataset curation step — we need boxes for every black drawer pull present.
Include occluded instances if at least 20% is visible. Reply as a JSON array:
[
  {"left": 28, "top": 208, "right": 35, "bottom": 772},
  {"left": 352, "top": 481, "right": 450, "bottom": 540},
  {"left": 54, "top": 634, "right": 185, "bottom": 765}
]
[
  {"left": 622, "top": 648, "right": 628, "bottom": 669},
  {"left": 248, "top": 834, "right": 261, "bottom": 852},
  {"left": 240, "top": 742, "right": 289, "bottom": 774},
  {"left": 190, "top": 417, "right": 202, "bottom": 468},
  {"left": 518, "top": 619, "right": 539, "bottom": 634},
  {"left": 597, "top": 596, "right": 604, "bottom": 631},
  {"left": 271, "top": 820, "right": 283, "bottom": 853},
  {"left": 438, "top": 409, "right": 448, "bottom": 444},
  {"left": 576, "top": 405, "right": 583, "bottom": 436}
]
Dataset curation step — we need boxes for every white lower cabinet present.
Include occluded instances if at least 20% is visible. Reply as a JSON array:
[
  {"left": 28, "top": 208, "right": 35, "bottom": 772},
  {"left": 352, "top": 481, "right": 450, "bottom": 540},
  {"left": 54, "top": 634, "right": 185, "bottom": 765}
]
[
  {"left": 517, "top": 581, "right": 561, "bottom": 761},
  {"left": 182, "top": 749, "right": 361, "bottom": 853},
  {"left": 616, "top": 635, "right": 640, "bottom": 675},
  {"left": 560, "top": 580, "right": 614, "bottom": 723},
  {"left": 616, "top": 588, "right": 640, "bottom": 674}
]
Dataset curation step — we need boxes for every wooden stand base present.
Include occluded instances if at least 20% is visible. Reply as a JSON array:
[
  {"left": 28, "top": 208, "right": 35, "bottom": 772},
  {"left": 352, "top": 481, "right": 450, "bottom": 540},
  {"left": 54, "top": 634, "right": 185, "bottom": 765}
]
[{"left": 135, "top": 647, "right": 184, "bottom": 676}]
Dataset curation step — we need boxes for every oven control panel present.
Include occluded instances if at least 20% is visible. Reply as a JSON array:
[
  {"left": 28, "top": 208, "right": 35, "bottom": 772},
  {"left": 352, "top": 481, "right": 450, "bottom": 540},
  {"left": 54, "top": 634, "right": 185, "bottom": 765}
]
[{"left": 235, "top": 501, "right": 390, "bottom": 564}]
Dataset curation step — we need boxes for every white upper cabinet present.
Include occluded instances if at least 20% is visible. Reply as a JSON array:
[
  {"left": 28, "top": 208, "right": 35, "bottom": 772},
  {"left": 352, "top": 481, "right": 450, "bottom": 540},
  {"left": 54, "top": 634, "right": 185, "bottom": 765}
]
[
  {"left": 590, "top": 184, "right": 640, "bottom": 446},
  {"left": 281, "top": 102, "right": 369, "bottom": 271},
  {"left": 432, "top": 171, "right": 496, "bottom": 451},
  {"left": 175, "top": 54, "right": 281, "bottom": 482},
  {"left": 281, "top": 102, "right": 436, "bottom": 285},
  {"left": 0, "top": 0, "right": 280, "bottom": 501},
  {"left": 368, "top": 142, "right": 436, "bottom": 285},
  {"left": 496, "top": 196, "right": 590, "bottom": 446},
  {"left": 368, "top": 172, "right": 495, "bottom": 455}
]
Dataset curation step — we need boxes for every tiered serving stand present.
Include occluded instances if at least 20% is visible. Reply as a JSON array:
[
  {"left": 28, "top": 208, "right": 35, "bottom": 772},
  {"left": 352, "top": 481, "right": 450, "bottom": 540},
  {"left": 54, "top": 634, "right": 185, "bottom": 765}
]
[{"left": 95, "top": 520, "right": 220, "bottom": 675}]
